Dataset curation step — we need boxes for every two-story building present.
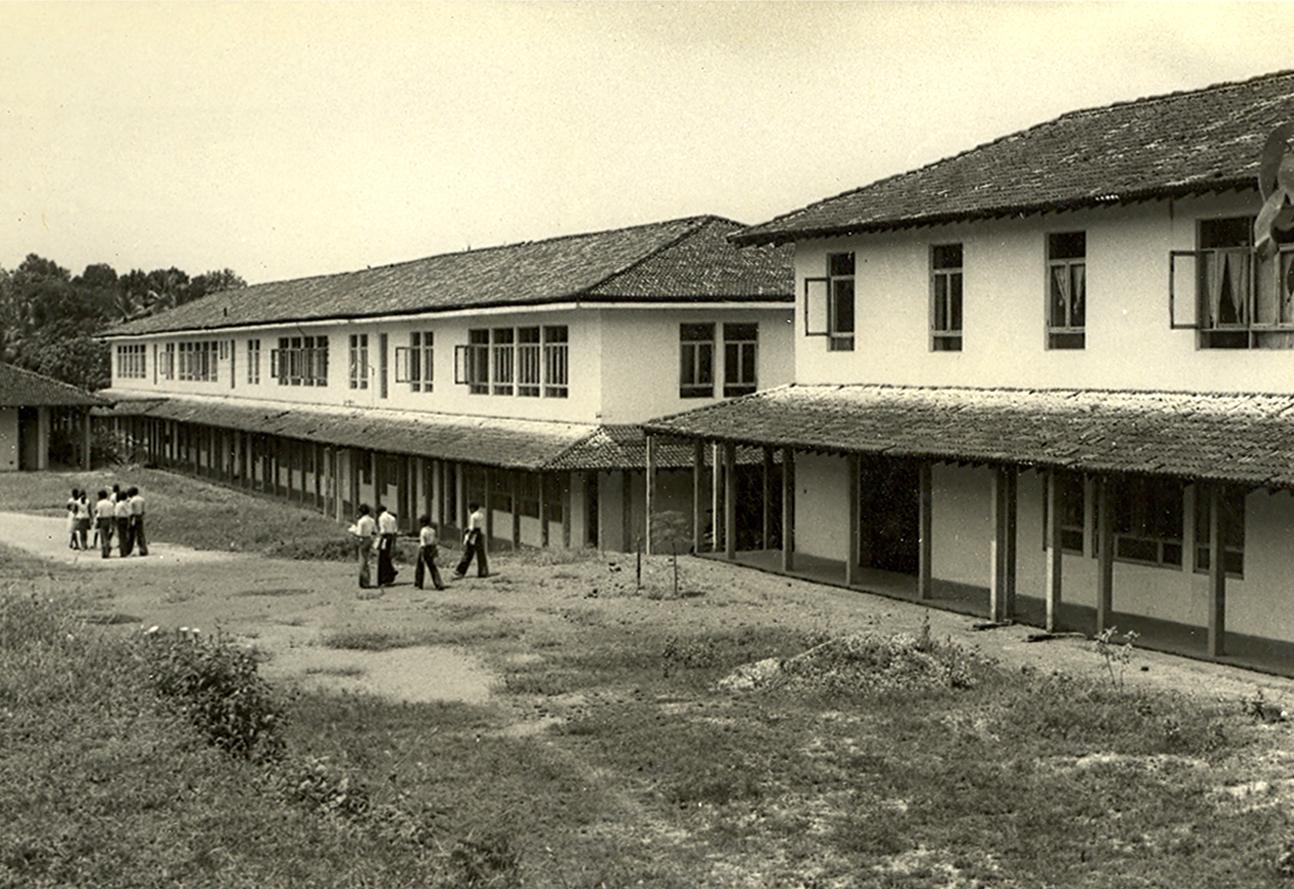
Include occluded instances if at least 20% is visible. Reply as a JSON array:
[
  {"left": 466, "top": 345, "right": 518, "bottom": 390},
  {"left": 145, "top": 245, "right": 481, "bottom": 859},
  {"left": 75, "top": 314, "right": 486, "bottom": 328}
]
[
  {"left": 100, "top": 215, "right": 793, "bottom": 551},
  {"left": 645, "top": 71, "right": 1294, "bottom": 672}
]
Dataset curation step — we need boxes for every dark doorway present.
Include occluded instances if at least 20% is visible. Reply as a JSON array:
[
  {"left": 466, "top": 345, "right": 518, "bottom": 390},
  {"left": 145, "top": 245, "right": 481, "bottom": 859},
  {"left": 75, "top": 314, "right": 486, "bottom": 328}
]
[
  {"left": 858, "top": 458, "right": 920, "bottom": 574},
  {"left": 17, "top": 407, "right": 39, "bottom": 471}
]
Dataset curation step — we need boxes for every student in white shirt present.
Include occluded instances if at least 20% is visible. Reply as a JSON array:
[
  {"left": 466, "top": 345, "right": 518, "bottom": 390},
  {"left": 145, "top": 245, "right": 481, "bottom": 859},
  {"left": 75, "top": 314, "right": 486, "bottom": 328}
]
[
  {"left": 375, "top": 505, "right": 399, "bottom": 587},
  {"left": 94, "top": 489, "right": 116, "bottom": 559},
  {"left": 351, "top": 504, "right": 377, "bottom": 589},
  {"left": 128, "top": 486, "right": 148, "bottom": 556},
  {"left": 453, "top": 502, "right": 489, "bottom": 579},
  {"left": 415, "top": 514, "right": 446, "bottom": 590}
]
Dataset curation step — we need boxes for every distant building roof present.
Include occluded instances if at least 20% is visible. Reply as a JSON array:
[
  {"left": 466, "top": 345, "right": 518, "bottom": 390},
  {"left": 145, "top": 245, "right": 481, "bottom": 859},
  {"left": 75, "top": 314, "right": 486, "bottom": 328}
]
[
  {"left": 643, "top": 383, "right": 1294, "bottom": 488},
  {"left": 0, "top": 363, "right": 107, "bottom": 408},
  {"left": 735, "top": 70, "right": 1294, "bottom": 246},
  {"left": 105, "top": 215, "right": 793, "bottom": 338}
]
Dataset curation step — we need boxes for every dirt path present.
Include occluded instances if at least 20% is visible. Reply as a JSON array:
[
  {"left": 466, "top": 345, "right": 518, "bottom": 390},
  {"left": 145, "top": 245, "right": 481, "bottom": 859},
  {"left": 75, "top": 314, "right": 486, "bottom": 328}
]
[{"left": 4, "top": 510, "right": 1293, "bottom": 715}]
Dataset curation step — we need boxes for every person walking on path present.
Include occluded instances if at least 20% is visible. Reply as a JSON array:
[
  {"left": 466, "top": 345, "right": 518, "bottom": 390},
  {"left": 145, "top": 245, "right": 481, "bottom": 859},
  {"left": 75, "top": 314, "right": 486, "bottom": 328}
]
[
  {"left": 115, "top": 490, "right": 134, "bottom": 557},
  {"left": 74, "top": 490, "right": 91, "bottom": 551},
  {"left": 66, "top": 489, "right": 80, "bottom": 550},
  {"left": 128, "top": 486, "right": 148, "bottom": 556},
  {"left": 415, "top": 515, "right": 446, "bottom": 590},
  {"left": 375, "top": 505, "right": 399, "bottom": 588},
  {"left": 453, "top": 502, "right": 489, "bottom": 579},
  {"left": 94, "top": 489, "right": 116, "bottom": 558},
  {"left": 351, "top": 504, "right": 377, "bottom": 589}
]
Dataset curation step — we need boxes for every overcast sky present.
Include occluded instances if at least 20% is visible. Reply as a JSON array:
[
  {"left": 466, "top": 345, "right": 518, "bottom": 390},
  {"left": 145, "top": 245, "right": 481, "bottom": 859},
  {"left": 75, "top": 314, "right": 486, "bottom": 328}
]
[{"left": 6, "top": 2, "right": 1294, "bottom": 285}]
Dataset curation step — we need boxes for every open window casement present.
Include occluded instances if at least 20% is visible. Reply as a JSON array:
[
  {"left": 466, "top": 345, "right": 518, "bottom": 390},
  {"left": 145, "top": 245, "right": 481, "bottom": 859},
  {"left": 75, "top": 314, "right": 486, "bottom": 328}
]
[
  {"left": 1168, "top": 250, "right": 1201, "bottom": 329},
  {"left": 393, "top": 346, "right": 412, "bottom": 383},
  {"left": 453, "top": 344, "right": 470, "bottom": 384},
  {"left": 804, "top": 277, "right": 829, "bottom": 336}
]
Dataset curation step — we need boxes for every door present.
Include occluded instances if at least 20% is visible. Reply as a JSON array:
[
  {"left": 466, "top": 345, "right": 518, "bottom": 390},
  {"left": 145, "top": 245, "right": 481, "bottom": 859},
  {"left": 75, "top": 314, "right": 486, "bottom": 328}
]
[{"left": 859, "top": 458, "right": 920, "bottom": 574}]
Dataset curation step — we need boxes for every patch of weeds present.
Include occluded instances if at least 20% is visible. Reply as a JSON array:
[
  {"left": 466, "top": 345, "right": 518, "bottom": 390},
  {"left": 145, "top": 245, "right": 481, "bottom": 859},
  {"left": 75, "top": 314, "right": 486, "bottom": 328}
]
[
  {"left": 1242, "top": 687, "right": 1288, "bottom": 724},
  {"left": 271, "top": 754, "right": 370, "bottom": 819},
  {"left": 79, "top": 612, "right": 142, "bottom": 626},
  {"left": 665, "top": 763, "right": 763, "bottom": 807},
  {"left": 137, "top": 628, "right": 288, "bottom": 760},
  {"left": 304, "top": 665, "right": 365, "bottom": 678},
  {"left": 1093, "top": 626, "right": 1140, "bottom": 689},
  {"left": 430, "top": 602, "right": 498, "bottom": 622},
  {"left": 235, "top": 588, "right": 313, "bottom": 598},
  {"left": 323, "top": 630, "right": 415, "bottom": 651},
  {"left": 503, "top": 671, "right": 571, "bottom": 696},
  {"left": 448, "top": 833, "right": 521, "bottom": 888}
]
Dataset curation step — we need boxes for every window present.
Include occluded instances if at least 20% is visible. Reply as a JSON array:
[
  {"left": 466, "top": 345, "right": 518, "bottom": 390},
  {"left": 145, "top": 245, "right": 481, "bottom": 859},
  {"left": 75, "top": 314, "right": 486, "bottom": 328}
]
[
  {"left": 247, "top": 339, "right": 260, "bottom": 384},
  {"left": 456, "top": 329, "right": 490, "bottom": 394},
  {"left": 931, "top": 244, "right": 963, "bottom": 351},
  {"left": 804, "top": 252, "right": 856, "bottom": 350},
  {"left": 517, "top": 473, "right": 540, "bottom": 518},
  {"left": 543, "top": 326, "right": 569, "bottom": 398},
  {"left": 395, "top": 331, "right": 434, "bottom": 392},
  {"left": 348, "top": 334, "right": 369, "bottom": 390},
  {"left": 273, "top": 336, "right": 328, "bottom": 387},
  {"left": 1194, "top": 486, "right": 1245, "bottom": 578},
  {"left": 680, "top": 323, "right": 715, "bottom": 398},
  {"left": 1047, "top": 232, "right": 1086, "bottom": 349},
  {"left": 177, "top": 341, "right": 219, "bottom": 382},
  {"left": 1194, "top": 216, "right": 1294, "bottom": 349},
  {"left": 161, "top": 343, "right": 175, "bottom": 380},
  {"left": 491, "top": 328, "right": 514, "bottom": 395},
  {"left": 116, "top": 344, "right": 146, "bottom": 379},
  {"left": 1113, "top": 476, "right": 1183, "bottom": 568},
  {"left": 517, "top": 327, "right": 541, "bottom": 397},
  {"left": 723, "top": 323, "right": 758, "bottom": 397}
]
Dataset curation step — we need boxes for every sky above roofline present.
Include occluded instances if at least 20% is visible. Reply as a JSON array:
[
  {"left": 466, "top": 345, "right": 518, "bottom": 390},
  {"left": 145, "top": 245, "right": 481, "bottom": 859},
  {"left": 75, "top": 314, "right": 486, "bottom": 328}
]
[{"left": 7, "top": 2, "right": 1294, "bottom": 285}]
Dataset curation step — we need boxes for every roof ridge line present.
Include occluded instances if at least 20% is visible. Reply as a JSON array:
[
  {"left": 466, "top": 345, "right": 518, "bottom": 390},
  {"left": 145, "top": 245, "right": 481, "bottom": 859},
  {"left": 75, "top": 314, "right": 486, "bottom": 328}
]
[{"left": 570, "top": 216, "right": 733, "bottom": 298}]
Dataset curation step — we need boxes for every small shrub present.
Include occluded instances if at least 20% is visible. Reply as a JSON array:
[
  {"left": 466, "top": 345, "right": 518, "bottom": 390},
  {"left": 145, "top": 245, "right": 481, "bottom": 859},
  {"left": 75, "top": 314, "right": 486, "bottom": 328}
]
[
  {"left": 1093, "top": 626, "right": 1139, "bottom": 689},
  {"left": 272, "top": 755, "right": 371, "bottom": 819},
  {"left": 138, "top": 628, "right": 287, "bottom": 760}
]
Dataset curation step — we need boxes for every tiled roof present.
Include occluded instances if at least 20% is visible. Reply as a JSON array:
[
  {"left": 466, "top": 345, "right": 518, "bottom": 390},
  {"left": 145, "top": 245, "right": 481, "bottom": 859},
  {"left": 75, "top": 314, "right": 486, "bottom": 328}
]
[
  {"left": 735, "top": 70, "right": 1294, "bottom": 246},
  {"left": 642, "top": 384, "right": 1294, "bottom": 488},
  {"left": 98, "top": 395, "right": 709, "bottom": 471},
  {"left": 0, "top": 363, "right": 108, "bottom": 408},
  {"left": 105, "top": 216, "right": 793, "bottom": 338}
]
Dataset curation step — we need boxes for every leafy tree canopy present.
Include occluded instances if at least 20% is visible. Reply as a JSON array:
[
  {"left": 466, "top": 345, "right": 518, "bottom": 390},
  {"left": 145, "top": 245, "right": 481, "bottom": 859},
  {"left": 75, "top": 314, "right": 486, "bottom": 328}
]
[{"left": 0, "top": 254, "right": 245, "bottom": 391}]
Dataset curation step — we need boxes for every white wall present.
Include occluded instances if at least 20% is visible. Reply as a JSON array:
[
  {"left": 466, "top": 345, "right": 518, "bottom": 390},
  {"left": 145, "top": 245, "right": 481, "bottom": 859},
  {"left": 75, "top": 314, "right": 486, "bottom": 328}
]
[
  {"left": 793, "top": 193, "right": 1294, "bottom": 395},
  {"left": 930, "top": 463, "right": 993, "bottom": 588},
  {"left": 597, "top": 308, "right": 795, "bottom": 424},
  {"left": 794, "top": 452, "right": 849, "bottom": 560}
]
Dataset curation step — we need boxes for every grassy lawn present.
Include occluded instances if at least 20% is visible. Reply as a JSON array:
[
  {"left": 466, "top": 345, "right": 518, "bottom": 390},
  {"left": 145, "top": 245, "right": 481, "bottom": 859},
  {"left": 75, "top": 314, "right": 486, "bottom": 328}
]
[{"left": 0, "top": 470, "right": 1291, "bottom": 886}]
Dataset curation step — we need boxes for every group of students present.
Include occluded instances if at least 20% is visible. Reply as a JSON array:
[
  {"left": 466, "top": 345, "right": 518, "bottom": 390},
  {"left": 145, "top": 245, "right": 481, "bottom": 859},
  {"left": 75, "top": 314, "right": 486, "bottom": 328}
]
[
  {"left": 66, "top": 484, "right": 147, "bottom": 558},
  {"left": 350, "top": 501, "right": 489, "bottom": 591}
]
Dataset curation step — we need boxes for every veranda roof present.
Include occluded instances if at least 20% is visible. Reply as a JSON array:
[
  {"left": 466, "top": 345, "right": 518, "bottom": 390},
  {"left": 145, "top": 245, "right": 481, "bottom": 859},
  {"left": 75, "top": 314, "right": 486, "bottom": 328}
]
[
  {"left": 0, "top": 363, "right": 107, "bottom": 408},
  {"left": 642, "top": 384, "right": 1294, "bottom": 488},
  {"left": 98, "top": 395, "right": 707, "bottom": 472}
]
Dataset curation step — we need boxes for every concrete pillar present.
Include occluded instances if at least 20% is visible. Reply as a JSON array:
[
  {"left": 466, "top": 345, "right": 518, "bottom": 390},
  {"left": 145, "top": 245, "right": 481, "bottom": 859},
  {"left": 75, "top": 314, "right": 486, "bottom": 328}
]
[
  {"left": 1096, "top": 476, "right": 1114, "bottom": 634},
  {"left": 1207, "top": 482, "right": 1227, "bottom": 657},
  {"left": 724, "top": 441, "right": 736, "bottom": 560},
  {"left": 781, "top": 447, "right": 795, "bottom": 573},
  {"left": 846, "top": 453, "right": 860, "bottom": 586},
  {"left": 918, "top": 461, "right": 932, "bottom": 600},
  {"left": 1045, "top": 470, "right": 1063, "bottom": 633},
  {"left": 645, "top": 434, "right": 656, "bottom": 555},
  {"left": 692, "top": 440, "right": 705, "bottom": 554}
]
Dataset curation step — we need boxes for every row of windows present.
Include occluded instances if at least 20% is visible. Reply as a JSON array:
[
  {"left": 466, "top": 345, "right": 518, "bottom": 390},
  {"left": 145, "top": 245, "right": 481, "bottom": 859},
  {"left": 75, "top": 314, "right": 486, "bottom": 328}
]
[
  {"left": 157, "top": 341, "right": 222, "bottom": 382},
  {"left": 680, "top": 323, "right": 758, "bottom": 398},
  {"left": 1050, "top": 472, "right": 1245, "bottom": 577},
  {"left": 272, "top": 337, "right": 329, "bottom": 386},
  {"left": 455, "top": 327, "right": 569, "bottom": 398},
  {"left": 116, "top": 344, "right": 146, "bottom": 379},
  {"left": 814, "top": 216, "right": 1294, "bottom": 354}
]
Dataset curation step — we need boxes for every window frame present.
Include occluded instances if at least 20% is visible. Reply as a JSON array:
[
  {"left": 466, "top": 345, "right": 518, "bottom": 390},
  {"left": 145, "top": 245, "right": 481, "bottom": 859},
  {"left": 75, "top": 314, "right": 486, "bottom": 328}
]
[
  {"left": 1194, "top": 485, "right": 1245, "bottom": 579},
  {"left": 722, "top": 322, "right": 758, "bottom": 397},
  {"left": 679, "top": 322, "right": 716, "bottom": 398},
  {"left": 543, "top": 326, "right": 569, "bottom": 398},
  {"left": 930, "top": 243, "right": 964, "bottom": 352},
  {"left": 491, "top": 328, "right": 515, "bottom": 396},
  {"left": 247, "top": 339, "right": 261, "bottom": 385},
  {"left": 116, "top": 343, "right": 147, "bottom": 380},
  {"left": 454, "top": 329, "right": 491, "bottom": 394},
  {"left": 1112, "top": 475, "right": 1184, "bottom": 569},
  {"left": 516, "top": 326, "right": 541, "bottom": 397},
  {"left": 1046, "top": 232, "right": 1086, "bottom": 350},
  {"left": 348, "top": 334, "right": 369, "bottom": 390},
  {"left": 394, "top": 330, "right": 434, "bottom": 392}
]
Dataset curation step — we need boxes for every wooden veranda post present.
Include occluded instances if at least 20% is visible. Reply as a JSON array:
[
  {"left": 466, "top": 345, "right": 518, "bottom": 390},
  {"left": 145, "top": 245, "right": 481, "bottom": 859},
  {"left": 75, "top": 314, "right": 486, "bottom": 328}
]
[
  {"left": 918, "top": 461, "right": 932, "bottom": 600},
  {"left": 645, "top": 434, "right": 656, "bottom": 556},
  {"left": 762, "top": 446, "right": 773, "bottom": 550},
  {"left": 1096, "top": 476, "right": 1114, "bottom": 634},
  {"left": 846, "top": 453, "right": 860, "bottom": 586},
  {"left": 1045, "top": 470, "right": 1063, "bottom": 633},
  {"left": 692, "top": 440, "right": 704, "bottom": 554},
  {"left": 711, "top": 443, "right": 722, "bottom": 553},
  {"left": 1207, "top": 482, "right": 1227, "bottom": 657},
  {"left": 781, "top": 447, "right": 795, "bottom": 573},
  {"left": 989, "top": 466, "right": 1018, "bottom": 622},
  {"left": 724, "top": 441, "right": 736, "bottom": 560}
]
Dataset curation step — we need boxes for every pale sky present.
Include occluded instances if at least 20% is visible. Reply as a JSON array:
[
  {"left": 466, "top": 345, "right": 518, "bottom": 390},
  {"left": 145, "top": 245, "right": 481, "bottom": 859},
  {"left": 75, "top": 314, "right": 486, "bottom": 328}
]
[{"left": 5, "top": 2, "right": 1294, "bottom": 285}]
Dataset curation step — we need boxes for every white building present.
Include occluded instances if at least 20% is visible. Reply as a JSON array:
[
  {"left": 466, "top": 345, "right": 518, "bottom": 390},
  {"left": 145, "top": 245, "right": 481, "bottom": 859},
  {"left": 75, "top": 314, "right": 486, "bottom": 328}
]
[
  {"left": 101, "top": 216, "right": 793, "bottom": 551},
  {"left": 646, "top": 72, "right": 1294, "bottom": 672}
]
